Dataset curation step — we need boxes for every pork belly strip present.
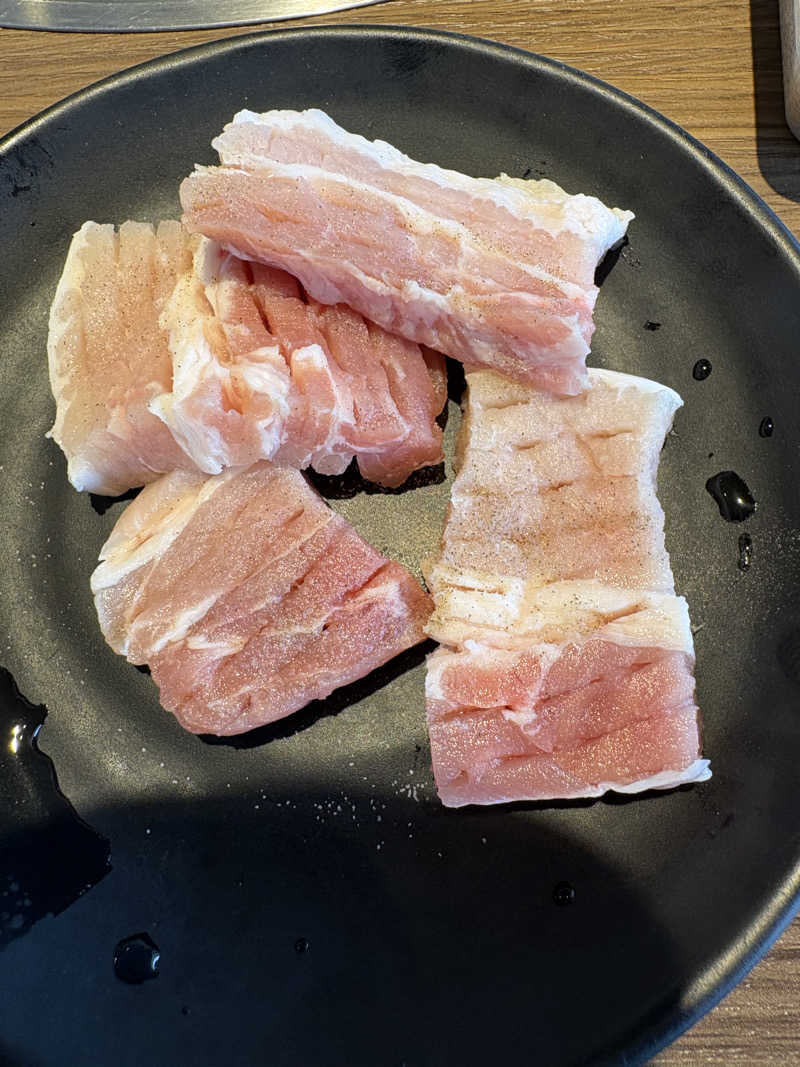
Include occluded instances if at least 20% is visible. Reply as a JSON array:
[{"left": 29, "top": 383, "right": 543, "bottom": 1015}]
[
  {"left": 91, "top": 463, "right": 432, "bottom": 735},
  {"left": 47, "top": 220, "right": 198, "bottom": 495},
  {"left": 424, "top": 368, "right": 709, "bottom": 805},
  {"left": 180, "top": 108, "right": 633, "bottom": 394},
  {"left": 47, "top": 222, "right": 446, "bottom": 495}
]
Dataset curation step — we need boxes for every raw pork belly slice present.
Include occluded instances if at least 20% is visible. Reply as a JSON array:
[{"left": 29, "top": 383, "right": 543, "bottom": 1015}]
[
  {"left": 47, "top": 221, "right": 199, "bottom": 495},
  {"left": 91, "top": 462, "right": 432, "bottom": 735},
  {"left": 180, "top": 108, "right": 633, "bottom": 393},
  {"left": 153, "top": 238, "right": 446, "bottom": 488},
  {"left": 48, "top": 220, "right": 445, "bottom": 494},
  {"left": 424, "top": 368, "right": 709, "bottom": 806}
]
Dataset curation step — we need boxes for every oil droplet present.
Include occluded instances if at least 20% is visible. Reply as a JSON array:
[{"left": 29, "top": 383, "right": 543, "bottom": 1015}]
[
  {"left": 553, "top": 881, "right": 575, "bottom": 906},
  {"left": 737, "top": 533, "right": 753, "bottom": 572},
  {"left": 692, "top": 358, "right": 712, "bottom": 381},
  {"left": 113, "top": 933, "right": 160, "bottom": 984},
  {"left": 705, "top": 471, "right": 757, "bottom": 522},
  {"left": 295, "top": 937, "right": 310, "bottom": 954},
  {"left": 759, "top": 416, "right": 774, "bottom": 438}
]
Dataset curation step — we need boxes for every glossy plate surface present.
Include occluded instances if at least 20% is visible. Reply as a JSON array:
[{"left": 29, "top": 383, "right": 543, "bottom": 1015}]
[{"left": 1, "top": 26, "right": 799, "bottom": 1067}]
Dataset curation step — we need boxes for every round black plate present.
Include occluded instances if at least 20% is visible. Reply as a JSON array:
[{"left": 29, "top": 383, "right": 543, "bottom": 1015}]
[{"left": 1, "top": 26, "right": 799, "bottom": 1067}]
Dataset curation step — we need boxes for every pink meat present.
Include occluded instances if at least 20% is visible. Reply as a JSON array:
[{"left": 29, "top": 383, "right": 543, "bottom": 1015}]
[
  {"left": 427, "top": 639, "right": 701, "bottom": 805},
  {"left": 249, "top": 262, "right": 347, "bottom": 472},
  {"left": 91, "top": 462, "right": 432, "bottom": 736},
  {"left": 352, "top": 326, "right": 446, "bottom": 486},
  {"left": 179, "top": 108, "right": 633, "bottom": 393}
]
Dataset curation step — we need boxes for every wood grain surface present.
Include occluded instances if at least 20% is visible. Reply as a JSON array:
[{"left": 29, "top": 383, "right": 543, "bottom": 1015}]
[{"left": 1, "top": 1, "right": 799, "bottom": 1062}]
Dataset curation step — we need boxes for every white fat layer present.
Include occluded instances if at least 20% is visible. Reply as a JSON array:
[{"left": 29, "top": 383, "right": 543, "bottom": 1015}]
[
  {"left": 185, "top": 634, "right": 247, "bottom": 655},
  {"left": 500, "top": 707, "right": 539, "bottom": 729},
  {"left": 193, "top": 235, "right": 226, "bottom": 287},
  {"left": 149, "top": 594, "right": 219, "bottom": 653},
  {"left": 441, "top": 760, "right": 712, "bottom": 807},
  {"left": 587, "top": 367, "right": 684, "bottom": 411},
  {"left": 496, "top": 174, "right": 634, "bottom": 238},
  {"left": 426, "top": 573, "right": 694, "bottom": 656},
  {"left": 66, "top": 454, "right": 114, "bottom": 494},
  {"left": 465, "top": 366, "right": 683, "bottom": 420},
  {"left": 602, "top": 759, "right": 712, "bottom": 793}
]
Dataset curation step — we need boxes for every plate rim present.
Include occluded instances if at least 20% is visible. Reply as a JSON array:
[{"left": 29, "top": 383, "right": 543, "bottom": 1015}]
[{"left": 3, "top": 23, "right": 800, "bottom": 1064}]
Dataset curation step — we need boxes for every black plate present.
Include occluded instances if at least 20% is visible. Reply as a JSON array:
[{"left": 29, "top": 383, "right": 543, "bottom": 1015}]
[{"left": 1, "top": 26, "right": 800, "bottom": 1067}]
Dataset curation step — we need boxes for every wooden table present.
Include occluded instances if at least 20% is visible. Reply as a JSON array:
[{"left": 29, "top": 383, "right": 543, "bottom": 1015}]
[{"left": 1, "top": 1, "right": 798, "bottom": 1061}]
